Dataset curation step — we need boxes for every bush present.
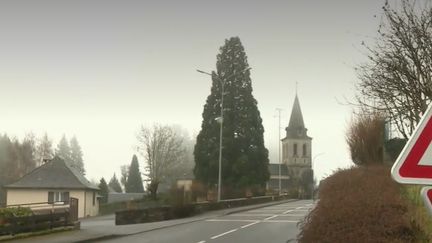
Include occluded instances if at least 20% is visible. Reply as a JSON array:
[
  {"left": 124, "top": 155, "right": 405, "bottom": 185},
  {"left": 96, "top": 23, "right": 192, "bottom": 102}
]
[
  {"left": 346, "top": 111, "right": 385, "bottom": 166},
  {"left": 0, "top": 207, "right": 32, "bottom": 219},
  {"left": 297, "top": 165, "right": 425, "bottom": 243},
  {"left": 0, "top": 207, "right": 33, "bottom": 227}
]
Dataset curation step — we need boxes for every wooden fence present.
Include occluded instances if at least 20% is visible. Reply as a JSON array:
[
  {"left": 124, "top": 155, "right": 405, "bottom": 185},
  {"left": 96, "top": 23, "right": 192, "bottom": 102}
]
[{"left": 0, "top": 198, "right": 78, "bottom": 236}]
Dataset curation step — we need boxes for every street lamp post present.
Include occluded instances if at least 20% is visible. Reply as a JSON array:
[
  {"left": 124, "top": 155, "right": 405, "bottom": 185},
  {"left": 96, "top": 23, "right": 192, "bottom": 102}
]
[
  {"left": 311, "top": 153, "right": 324, "bottom": 201},
  {"left": 197, "top": 67, "right": 251, "bottom": 202},
  {"left": 275, "top": 108, "right": 283, "bottom": 195}
]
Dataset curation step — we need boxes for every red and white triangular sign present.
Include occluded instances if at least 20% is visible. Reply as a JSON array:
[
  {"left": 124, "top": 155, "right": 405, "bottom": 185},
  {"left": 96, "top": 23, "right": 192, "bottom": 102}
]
[
  {"left": 421, "top": 187, "right": 432, "bottom": 215},
  {"left": 391, "top": 103, "right": 432, "bottom": 185}
]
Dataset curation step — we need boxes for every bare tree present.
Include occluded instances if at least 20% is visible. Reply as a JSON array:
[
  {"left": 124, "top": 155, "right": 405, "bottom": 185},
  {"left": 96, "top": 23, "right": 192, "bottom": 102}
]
[
  {"left": 137, "top": 124, "right": 186, "bottom": 199},
  {"left": 356, "top": 0, "right": 432, "bottom": 139},
  {"left": 120, "top": 164, "right": 129, "bottom": 190}
]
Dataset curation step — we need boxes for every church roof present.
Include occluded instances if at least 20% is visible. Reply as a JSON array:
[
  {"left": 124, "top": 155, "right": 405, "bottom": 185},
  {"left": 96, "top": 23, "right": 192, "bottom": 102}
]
[
  {"left": 288, "top": 95, "right": 305, "bottom": 130},
  {"left": 5, "top": 156, "right": 99, "bottom": 190},
  {"left": 284, "top": 94, "right": 311, "bottom": 139}
]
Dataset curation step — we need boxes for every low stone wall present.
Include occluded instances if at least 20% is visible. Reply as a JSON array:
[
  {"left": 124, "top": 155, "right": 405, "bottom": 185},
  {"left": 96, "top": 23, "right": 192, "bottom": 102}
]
[{"left": 115, "top": 195, "right": 290, "bottom": 225}]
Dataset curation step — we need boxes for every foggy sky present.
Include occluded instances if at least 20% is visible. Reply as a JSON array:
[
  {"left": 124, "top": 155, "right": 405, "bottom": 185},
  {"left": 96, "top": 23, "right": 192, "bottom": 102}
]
[{"left": 0, "top": 0, "right": 388, "bottom": 183}]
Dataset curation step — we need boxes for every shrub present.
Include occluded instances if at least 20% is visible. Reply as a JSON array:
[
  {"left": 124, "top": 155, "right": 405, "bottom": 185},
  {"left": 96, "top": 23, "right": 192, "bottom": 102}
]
[
  {"left": 0, "top": 207, "right": 33, "bottom": 227},
  {"left": 297, "top": 165, "right": 425, "bottom": 243},
  {"left": 346, "top": 111, "right": 385, "bottom": 166},
  {"left": 0, "top": 207, "right": 32, "bottom": 219}
]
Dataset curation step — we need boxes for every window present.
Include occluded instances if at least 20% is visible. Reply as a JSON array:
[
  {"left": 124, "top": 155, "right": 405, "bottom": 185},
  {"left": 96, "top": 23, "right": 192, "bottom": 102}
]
[
  {"left": 303, "top": 144, "right": 307, "bottom": 157},
  {"left": 93, "top": 192, "right": 96, "bottom": 206},
  {"left": 48, "top": 191, "right": 69, "bottom": 204},
  {"left": 293, "top": 143, "right": 298, "bottom": 156}
]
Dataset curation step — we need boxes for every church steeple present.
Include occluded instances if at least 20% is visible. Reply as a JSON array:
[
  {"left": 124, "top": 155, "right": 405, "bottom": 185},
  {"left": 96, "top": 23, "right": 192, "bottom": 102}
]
[
  {"left": 288, "top": 95, "right": 305, "bottom": 129},
  {"left": 285, "top": 94, "right": 309, "bottom": 139}
]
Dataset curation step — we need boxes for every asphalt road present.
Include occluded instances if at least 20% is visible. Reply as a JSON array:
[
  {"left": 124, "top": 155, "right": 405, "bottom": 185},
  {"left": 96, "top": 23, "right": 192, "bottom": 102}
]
[{"left": 100, "top": 199, "right": 313, "bottom": 243}]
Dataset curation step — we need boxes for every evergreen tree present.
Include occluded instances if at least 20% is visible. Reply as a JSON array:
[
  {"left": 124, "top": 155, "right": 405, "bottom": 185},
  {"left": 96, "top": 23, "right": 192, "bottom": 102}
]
[
  {"left": 35, "top": 133, "right": 54, "bottom": 167},
  {"left": 55, "top": 135, "right": 71, "bottom": 164},
  {"left": 125, "top": 155, "right": 144, "bottom": 193},
  {"left": 0, "top": 134, "right": 37, "bottom": 205},
  {"left": 70, "top": 136, "right": 85, "bottom": 175},
  {"left": 109, "top": 173, "right": 123, "bottom": 193},
  {"left": 98, "top": 177, "right": 109, "bottom": 204},
  {"left": 194, "top": 37, "right": 269, "bottom": 195}
]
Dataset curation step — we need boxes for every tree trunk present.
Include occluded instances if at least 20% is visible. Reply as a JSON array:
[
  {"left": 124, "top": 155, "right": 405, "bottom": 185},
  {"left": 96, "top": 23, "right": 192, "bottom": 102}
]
[{"left": 149, "top": 181, "right": 159, "bottom": 200}]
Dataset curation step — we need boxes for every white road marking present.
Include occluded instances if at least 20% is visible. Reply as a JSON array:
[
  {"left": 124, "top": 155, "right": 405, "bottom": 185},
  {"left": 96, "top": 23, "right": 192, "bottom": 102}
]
[
  {"left": 264, "top": 215, "right": 278, "bottom": 220},
  {"left": 210, "top": 229, "right": 238, "bottom": 239},
  {"left": 206, "top": 219, "right": 299, "bottom": 223},
  {"left": 248, "top": 210, "right": 285, "bottom": 212},
  {"left": 206, "top": 219, "right": 256, "bottom": 222},
  {"left": 283, "top": 209, "right": 294, "bottom": 214},
  {"left": 262, "top": 220, "right": 299, "bottom": 223},
  {"left": 196, "top": 241, "right": 206, "bottom": 243},
  {"left": 203, "top": 202, "right": 311, "bottom": 241},
  {"left": 240, "top": 221, "right": 260, "bottom": 229},
  {"left": 277, "top": 214, "right": 306, "bottom": 217}
]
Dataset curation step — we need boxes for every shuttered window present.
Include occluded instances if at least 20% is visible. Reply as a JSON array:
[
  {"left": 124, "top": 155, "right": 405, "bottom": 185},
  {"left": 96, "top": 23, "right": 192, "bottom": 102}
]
[{"left": 48, "top": 191, "right": 70, "bottom": 204}]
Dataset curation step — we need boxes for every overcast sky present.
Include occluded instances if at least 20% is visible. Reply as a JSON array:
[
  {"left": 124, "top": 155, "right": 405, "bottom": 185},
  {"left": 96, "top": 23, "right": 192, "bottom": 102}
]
[{"left": 0, "top": 0, "right": 389, "bottom": 183}]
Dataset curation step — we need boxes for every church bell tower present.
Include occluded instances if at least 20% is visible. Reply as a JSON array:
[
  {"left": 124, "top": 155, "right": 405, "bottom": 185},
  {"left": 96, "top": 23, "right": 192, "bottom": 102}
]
[{"left": 282, "top": 94, "right": 312, "bottom": 179}]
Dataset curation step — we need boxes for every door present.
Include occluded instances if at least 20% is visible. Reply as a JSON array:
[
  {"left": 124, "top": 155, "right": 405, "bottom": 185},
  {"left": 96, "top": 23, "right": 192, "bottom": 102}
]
[{"left": 69, "top": 198, "right": 78, "bottom": 222}]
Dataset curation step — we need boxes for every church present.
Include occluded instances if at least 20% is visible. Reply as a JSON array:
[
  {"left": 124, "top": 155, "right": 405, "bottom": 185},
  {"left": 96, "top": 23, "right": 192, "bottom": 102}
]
[{"left": 267, "top": 94, "right": 313, "bottom": 196}]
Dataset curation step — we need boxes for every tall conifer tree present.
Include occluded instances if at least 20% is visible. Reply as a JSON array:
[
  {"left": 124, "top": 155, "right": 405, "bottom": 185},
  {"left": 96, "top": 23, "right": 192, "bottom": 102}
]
[
  {"left": 109, "top": 173, "right": 123, "bottom": 193},
  {"left": 70, "top": 136, "right": 85, "bottom": 175},
  {"left": 194, "top": 37, "right": 269, "bottom": 194},
  {"left": 98, "top": 177, "right": 109, "bottom": 204},
  {"left": 125, "top": 155, "right": 144, "bottom": 193},
  {"left": 55, "top": 135, "right": 72, "bottom": 164}
]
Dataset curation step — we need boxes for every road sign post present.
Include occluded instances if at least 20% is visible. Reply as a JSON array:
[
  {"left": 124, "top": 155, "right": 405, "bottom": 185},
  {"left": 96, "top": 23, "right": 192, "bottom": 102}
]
[{"left": 421, "top": 187, "right": 432, "bottom": 215}]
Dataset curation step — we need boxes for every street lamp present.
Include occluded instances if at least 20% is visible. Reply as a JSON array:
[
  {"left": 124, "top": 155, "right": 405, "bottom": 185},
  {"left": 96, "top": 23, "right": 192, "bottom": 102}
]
[
  {"left": 275, "top": 108, "right": 283, "bottom": 195},
  {"left": 311, "top": 153, "right": 324, "bottom": 201},
  {"left": 197, "top": 67, "right": 251, "bottom": 202}
]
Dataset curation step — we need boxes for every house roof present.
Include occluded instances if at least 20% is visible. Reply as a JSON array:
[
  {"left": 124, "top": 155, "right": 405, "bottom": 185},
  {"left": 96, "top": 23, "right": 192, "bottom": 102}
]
[
  {"left": 4, "top": 156, "right": 99, "bottom": 190},
  {"left": 268, "top": 163, "right": 289, "bottom": 176}
]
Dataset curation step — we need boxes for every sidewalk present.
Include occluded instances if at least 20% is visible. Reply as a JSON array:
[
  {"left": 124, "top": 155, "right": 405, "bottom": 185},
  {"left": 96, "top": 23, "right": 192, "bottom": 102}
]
[{"left": 10, "top": 199, "right": 297, "bottom": 243}]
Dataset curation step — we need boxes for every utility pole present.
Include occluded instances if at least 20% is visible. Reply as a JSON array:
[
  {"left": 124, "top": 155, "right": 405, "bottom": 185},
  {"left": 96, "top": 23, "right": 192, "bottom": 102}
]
[{"left": 275, "top": 108, "right": 283, "bottom": 195}]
